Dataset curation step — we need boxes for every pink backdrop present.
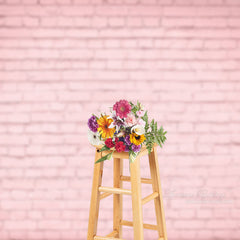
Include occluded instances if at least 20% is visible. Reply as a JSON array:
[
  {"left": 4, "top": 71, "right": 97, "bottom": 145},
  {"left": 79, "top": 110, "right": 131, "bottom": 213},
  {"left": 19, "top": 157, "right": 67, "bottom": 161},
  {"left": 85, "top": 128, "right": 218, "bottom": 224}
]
[{"left": 0, "top": 0, "right": 240, "bottom": 239}]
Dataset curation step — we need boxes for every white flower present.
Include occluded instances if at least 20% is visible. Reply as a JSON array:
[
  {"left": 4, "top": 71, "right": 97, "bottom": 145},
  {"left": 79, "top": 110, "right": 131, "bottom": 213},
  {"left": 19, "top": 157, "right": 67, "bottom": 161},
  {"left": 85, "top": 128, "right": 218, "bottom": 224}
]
[
  {"left": 88, "top": 130, "right": 101, "bottom": 146},
  {"left": 131, "top": 124, "right": 145, "bottom": 135},
  {"left": 114, "top": 125, "right": 120, "bottom": 132},
  {"left": 111, "top": 110, "right": 116, "bottom": 116},
  {"left": 116, "top": 131, "right": 125, "bottom": 137}
]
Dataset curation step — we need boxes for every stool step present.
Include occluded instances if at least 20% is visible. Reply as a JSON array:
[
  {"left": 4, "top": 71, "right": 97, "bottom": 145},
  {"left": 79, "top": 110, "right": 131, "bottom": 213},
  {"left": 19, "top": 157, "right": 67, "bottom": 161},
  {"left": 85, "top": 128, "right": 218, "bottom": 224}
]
[
  {"left": 94, "top": 237, "right": 125, "bottom": 240},
  {"left": 142, "top": 192, "right": 159, "bottom": 205},
  {"left": 120, "top": 175, "right": 152, "bottom": 184},
  {"left": 99, "top": 186, "right": 132, "bottom": 195},
  {"left": 94, "top": 235, "right": 163, "bottom": 240},
  {"left": 120, "top": 220, "right": 158, "bottom": 231},
  {"left": 100, "top": 192, "right": 112, "bottom": 200},
  {"left": 105, "top": 230, "right": 118, "bottom": 237}
]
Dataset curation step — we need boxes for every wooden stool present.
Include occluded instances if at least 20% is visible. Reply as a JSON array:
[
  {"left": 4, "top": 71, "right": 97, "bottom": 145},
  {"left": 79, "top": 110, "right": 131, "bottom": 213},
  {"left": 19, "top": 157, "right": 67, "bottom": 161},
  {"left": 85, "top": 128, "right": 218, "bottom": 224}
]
[{"left": 87, "top": 144, "right": 167, "bottom": 240}]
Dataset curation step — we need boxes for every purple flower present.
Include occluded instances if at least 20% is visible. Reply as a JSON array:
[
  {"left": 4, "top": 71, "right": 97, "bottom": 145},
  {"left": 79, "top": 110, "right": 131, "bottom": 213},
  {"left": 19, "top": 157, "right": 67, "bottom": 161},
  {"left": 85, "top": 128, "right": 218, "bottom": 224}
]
[
  {"left": 131, "top": 144, "right": 141, "bottom": 153},
  {"left": 113, "top": 116, "right": 124, "bottom": 126},
  {"left": 88, "top": 115, "right": 98, "bottom": 132},
  {"left": 124, "top": 135, "right": 131, "bottom": 146},
  {"left": 125, "top": 145, "right": 130, "bottom": 152}
]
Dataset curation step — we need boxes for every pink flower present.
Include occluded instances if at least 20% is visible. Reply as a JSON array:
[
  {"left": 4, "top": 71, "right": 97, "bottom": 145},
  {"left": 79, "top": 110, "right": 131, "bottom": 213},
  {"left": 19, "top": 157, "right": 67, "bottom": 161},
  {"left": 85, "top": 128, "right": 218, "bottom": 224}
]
[
  {"left": 125, "top": 113, "right": 137, "bottom": 126},
  {"left": 113, "top": 100, "right": 131, "bottom": 119},
  {"left": 138, "top": 118, "right": 146, "bottom": 127},
  {"left": 136, "top": 110, "right": 145, "bottom": 117}
]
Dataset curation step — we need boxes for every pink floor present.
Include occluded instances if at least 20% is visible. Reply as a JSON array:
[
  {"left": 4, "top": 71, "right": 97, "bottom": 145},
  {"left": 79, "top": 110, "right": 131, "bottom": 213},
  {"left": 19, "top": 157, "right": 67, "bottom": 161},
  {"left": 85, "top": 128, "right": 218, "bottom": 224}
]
[{"left": 0, "top": 0, "right": 240, "bottom": 239}]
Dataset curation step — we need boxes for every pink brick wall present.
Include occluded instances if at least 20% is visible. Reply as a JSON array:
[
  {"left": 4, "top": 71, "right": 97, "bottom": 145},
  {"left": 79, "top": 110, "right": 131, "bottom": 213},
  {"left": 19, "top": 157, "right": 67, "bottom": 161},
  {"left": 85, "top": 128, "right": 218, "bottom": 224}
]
[{"left": 0, "top": 0, "right": 240, "bottom": 239}]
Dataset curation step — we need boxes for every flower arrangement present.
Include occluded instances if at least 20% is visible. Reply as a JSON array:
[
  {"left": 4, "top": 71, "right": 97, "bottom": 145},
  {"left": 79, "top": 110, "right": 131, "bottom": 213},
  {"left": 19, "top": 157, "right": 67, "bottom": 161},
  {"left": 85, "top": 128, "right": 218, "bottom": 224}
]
[{"left": 87, "top": 100, "right": 167, "bottom": 163}]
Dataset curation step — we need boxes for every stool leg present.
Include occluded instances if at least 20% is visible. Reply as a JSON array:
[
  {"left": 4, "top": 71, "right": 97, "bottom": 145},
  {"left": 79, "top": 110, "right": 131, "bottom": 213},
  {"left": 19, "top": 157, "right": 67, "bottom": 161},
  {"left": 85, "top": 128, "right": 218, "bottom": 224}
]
[
  {"left": 87, "top": 151, "right": 104, "bottom": 240},
  {"left": 149, "top": 147, "right": 168, "bottom": 240},
  {"left": 113, "top": 158, "right": 123, "bottom": 238},
  {"left": 130, "top": 156, "right": 144, "bottom": 240}
]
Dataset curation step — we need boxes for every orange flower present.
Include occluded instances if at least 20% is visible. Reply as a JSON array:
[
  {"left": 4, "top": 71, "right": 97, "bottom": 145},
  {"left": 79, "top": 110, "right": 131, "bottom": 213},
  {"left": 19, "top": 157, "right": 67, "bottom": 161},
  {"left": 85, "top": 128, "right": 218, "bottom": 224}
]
[{"left": 97, "top": 115, "right": 115, "bottom": 139}]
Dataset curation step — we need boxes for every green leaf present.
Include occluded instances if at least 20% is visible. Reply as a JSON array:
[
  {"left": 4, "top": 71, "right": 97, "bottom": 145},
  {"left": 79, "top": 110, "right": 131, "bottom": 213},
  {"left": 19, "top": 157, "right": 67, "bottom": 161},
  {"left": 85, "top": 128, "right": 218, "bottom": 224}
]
[
  {"left": 142, "top": 111, "right": 149, "bottom": 133},
  {"left": 129, "top": 101, "right": 134, "bottom": 107},
  {"left": 129, "top": 151, "right": 139, "bottom": 163},
  {"left": 136, "top": 100, "right": 141, "bottom": 111},
  {"left": 155, "top": 135, "right": 162, "bottom": 148},
  {"left": 142, "top": 111, "right": 148, "bottom": 122},
  {"left": 150, "top": 119, "right": 154, "bottom": 129},
  {"left": 98, "top": 145, "right": 110, "bottom": 152},
  {"left": 95, "top": 152, "right": 113, "bottom": 164},
  {"left": 93, "top": 114, "right": 98, "bottom": 120},
  {"left": 131, "top": 105, "right": 138, "bottom": 116}
]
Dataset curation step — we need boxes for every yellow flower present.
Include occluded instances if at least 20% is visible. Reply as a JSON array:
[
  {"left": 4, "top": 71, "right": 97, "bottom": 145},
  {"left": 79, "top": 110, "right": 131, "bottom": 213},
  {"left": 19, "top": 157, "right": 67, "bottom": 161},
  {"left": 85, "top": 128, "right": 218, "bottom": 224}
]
[
  {"left": 130, "top": 132, "right": 146, "bottom": 146},
  {"left": 97, "top": 115, "right": 115, "bottom": 139}
]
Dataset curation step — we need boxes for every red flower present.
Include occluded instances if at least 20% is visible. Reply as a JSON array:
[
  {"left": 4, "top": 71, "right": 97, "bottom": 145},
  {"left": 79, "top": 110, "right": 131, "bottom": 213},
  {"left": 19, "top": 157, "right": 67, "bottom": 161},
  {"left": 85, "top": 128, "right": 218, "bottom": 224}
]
[
  {"left": 115, "top": 141, "right": 125, "bottom": 152},
  {"left": 105, "top": 138, "right": 114, "bottom": 148}
]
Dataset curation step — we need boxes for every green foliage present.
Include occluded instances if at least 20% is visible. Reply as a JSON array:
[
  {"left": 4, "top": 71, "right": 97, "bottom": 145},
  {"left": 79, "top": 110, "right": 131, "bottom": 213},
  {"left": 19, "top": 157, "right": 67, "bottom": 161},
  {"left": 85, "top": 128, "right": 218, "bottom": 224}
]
[
  {"left": 142, "top": 111, "right": 149, "bottom": 131},
  {"left": 98, "top": 145, "right": 110, "bottom": 152},
  {"left": 129, "top": 150, "right": 139, "bottom": 163},
  {"left": 130, "top": 101, "right": 141, "bottom": 117},
  {"left": 142, "top": 112, "right": 167, "bottom": 154},
  {"left": 95, "top": 151, "right": 113, "bottom": 164},
  {"left": 93, "top": 114, "right": 99, "bottom": 120}
]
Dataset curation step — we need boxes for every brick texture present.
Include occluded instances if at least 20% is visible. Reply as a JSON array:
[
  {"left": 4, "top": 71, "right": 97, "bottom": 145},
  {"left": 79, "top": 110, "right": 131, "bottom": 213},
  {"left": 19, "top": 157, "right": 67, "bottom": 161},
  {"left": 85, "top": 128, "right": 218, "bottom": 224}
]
[{"left": 0, "top": 0, "right": 240, "bottom": 239}]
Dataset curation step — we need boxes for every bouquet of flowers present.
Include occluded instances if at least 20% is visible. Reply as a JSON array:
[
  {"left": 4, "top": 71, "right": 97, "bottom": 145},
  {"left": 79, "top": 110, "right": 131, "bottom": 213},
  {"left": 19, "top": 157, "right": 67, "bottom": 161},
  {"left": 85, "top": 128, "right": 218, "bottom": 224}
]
[{"left": 87, "top": 100, "right": 167, "bottom": 163}]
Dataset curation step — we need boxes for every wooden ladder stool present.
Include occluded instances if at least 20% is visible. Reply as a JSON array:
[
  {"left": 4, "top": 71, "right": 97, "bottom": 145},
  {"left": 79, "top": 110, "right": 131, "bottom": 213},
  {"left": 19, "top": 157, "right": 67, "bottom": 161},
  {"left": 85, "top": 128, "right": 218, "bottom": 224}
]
[{"left": 87, "top": 144, "right": 167, "bottom": 240}]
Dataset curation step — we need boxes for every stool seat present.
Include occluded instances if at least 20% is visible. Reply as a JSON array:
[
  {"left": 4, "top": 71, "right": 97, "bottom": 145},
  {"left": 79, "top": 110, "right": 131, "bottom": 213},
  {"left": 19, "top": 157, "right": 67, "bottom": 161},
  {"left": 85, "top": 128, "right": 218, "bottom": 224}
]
[
  {"left": 94, "top": 143, "right": 157, "bottom": 159},
  {"left": 87, "top": 144, "right": 168, "bottom": 240}
]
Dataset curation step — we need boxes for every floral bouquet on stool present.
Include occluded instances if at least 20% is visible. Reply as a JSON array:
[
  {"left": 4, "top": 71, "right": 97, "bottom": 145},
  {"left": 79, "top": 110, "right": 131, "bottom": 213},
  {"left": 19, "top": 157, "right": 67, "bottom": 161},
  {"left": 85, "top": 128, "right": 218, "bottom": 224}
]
[{"left": 87, "top": 100, "right": 167, "bottom": 163}]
